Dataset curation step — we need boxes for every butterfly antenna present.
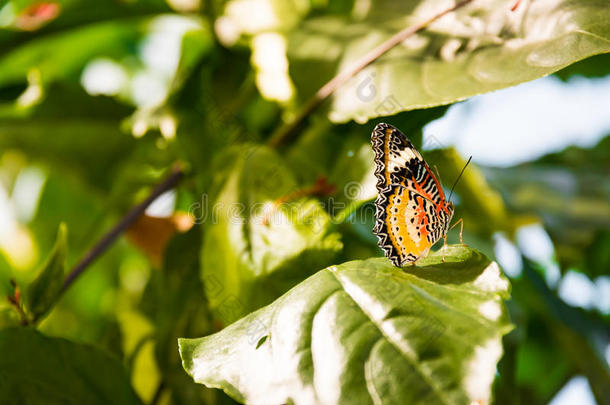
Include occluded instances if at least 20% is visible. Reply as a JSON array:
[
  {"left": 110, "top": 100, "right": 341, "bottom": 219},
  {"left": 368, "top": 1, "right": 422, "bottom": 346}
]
[
  {"left": 433, "top": 165, "right": 442, "bottom": 184},
  {"left": 448, "top": 156, "right": 472, "bottom": 202}
]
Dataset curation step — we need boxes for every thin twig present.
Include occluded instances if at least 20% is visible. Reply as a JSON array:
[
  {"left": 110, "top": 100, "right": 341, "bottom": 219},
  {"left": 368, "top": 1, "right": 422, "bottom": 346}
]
[
  {"left": 267, "top": 0, "right": 474, "bottom": 148},
  {"left": 61, "top": 164, "right": 184, "bottom": 293},
  {"left": 6, "top": 285, "right": 29, "bottom": 326}
]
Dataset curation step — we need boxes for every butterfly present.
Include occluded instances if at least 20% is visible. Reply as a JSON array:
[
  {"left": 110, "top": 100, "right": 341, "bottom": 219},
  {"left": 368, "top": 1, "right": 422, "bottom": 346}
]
[{"left": 371, "top": 122, "right": 456, "bottom": 266}]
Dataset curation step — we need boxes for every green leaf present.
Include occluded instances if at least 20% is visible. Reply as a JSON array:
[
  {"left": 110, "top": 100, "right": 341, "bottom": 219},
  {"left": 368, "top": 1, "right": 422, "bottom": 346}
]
[
  {"left": 287, "top": 0, "right": 610, "bottom": 123},
  {"left": 201, "top": 145, "right": 343, "bottom": 325},
  {"left": 0, "top": 327, "right": 142, "bottom": 404},
  {"left": 181, "top": 246, "right": 512, "bottom": 405},
  {"left": 554, "top": 52, "right": 610, "bottom": 81},
  {"left": 25, "top": 222, "right": 67, "bottom": 321}
]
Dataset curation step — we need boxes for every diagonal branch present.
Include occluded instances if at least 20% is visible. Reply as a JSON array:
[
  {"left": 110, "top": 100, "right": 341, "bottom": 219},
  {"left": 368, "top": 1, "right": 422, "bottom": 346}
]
[
  {"left": 61, "top": 164, "right": 184, "bottom": 293},
  {"left": 267, "top": 0, "right": 474, "bottom": 148}
]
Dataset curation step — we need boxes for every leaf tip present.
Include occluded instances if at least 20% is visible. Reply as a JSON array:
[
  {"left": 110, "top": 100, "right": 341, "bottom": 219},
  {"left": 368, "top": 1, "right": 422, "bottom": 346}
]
[
  {"left": 57, "top": 222, "right": 68, "bottom": 239},
  {"left": 177, "top": 338, "right": 194, "bottom": 376}
]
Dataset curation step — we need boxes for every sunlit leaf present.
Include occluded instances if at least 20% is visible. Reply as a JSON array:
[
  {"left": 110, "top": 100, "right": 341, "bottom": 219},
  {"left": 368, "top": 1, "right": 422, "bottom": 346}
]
[
  {"left": 181, "top": 246, "right": 512, "bottom": 405},
  {"left": 287, "top": 0, "right": 610, "bottom": 123}
]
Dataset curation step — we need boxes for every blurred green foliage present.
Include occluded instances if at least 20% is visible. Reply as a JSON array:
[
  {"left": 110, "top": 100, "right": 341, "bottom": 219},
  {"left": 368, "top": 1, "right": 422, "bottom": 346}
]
[{"left": 0, "top": 0, "right": 608, "bottom": 404}]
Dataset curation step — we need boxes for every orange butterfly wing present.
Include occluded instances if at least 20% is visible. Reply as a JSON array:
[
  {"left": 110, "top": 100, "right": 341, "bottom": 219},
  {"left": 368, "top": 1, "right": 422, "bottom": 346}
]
[{"left": 371, "top": 123, "right": 453, "bottom": 266}]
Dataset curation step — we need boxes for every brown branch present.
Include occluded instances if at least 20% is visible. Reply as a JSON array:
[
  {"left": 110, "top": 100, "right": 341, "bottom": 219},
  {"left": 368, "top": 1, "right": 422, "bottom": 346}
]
[
  {"left": 61, "top": 164, "right": 184, "bottom": 293},
  {"left": 267, "top": 0, "right": 474, "bottom": 148}
]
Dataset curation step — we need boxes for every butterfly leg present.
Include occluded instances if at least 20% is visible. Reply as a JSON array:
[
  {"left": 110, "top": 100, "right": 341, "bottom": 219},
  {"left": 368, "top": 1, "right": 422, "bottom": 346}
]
[
  {"left": 440, "top": 229, "right": 451, "bottom": 262},
  {"left": 413, "top": 247, "right": 430, "bottom": 266},
  {"left": 448, "top": 218, "right": 466, "bottom": 246}
]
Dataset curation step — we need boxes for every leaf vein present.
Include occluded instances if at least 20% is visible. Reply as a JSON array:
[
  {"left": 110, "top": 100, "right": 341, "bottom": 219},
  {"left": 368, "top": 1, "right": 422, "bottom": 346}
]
[{"left": 328, "top": 270, "right": 453, "bottom": 405}]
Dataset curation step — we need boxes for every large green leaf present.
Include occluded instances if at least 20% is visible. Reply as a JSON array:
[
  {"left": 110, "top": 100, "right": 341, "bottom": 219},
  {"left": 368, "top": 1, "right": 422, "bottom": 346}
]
[
  {"left": 287, "top": 0, "right": 610, "bottom": 123},
  {"left": 181, "top": 246, "right": 512, "bottom": 405},
  {"left": 0, "top": 328, "right": 142, "bottom": 404},
  {"left": 201, "top": 145, "right": 342, "bottom": 325},
  {"left": 25, "top": 222, "right": 67, "bottom": 322}
]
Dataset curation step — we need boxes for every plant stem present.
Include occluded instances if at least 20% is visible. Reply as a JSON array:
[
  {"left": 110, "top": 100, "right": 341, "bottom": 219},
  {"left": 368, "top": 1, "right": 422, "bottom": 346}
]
[
  {"left": 6, "top": 294, "right": 29, "bottom": 326},
  {"left": 150, "top": 380, "right": 166, "bottom": 405},
  {"left": 61, "top": 165, "right": 184, "bottom": 293},
  {"left": 267, "top": 0, "right": 473, "bottom": 148}
]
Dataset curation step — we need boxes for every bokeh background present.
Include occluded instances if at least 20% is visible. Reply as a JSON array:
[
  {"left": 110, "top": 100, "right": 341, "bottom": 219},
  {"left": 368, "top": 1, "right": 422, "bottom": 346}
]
[{"left": 0, "top": 1, "right": 608, "bottom": 404}]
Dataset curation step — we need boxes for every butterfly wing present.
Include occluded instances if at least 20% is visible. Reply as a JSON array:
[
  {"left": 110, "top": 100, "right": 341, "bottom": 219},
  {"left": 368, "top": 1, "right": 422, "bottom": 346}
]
[
  {"left": 371, "top": 122, "right": 423, "bottom": 190},
  {"left": 374, "top": 185, "right": 453, "bottom": 266},
  {"left": 371, "top": 123, "right": 454, "bottom": 266}
]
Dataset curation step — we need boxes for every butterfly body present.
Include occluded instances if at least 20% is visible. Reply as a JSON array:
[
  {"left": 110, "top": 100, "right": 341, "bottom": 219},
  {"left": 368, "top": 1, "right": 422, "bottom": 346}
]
[{"left": 371, "top": 123, "right": 454, "bottom": 266}]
